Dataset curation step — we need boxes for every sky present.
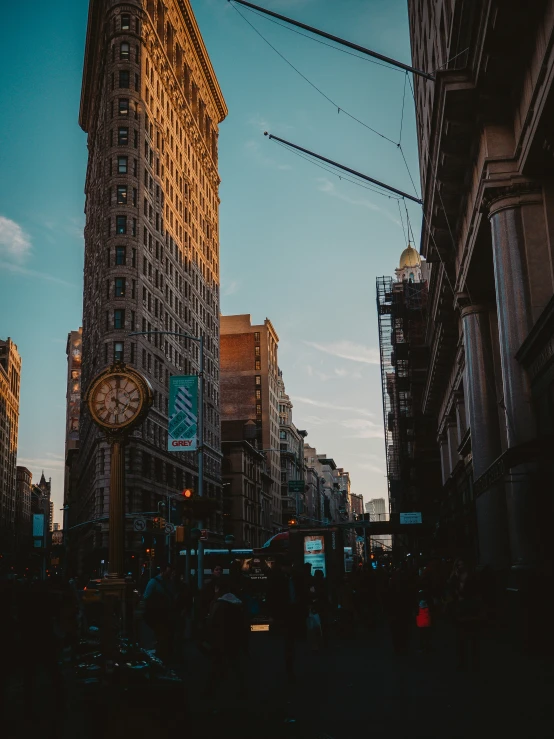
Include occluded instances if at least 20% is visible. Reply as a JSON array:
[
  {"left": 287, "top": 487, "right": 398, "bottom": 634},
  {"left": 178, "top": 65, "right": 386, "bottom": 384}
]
[{"left": 0, "top": 0, "right": 422, "bottom": 521}]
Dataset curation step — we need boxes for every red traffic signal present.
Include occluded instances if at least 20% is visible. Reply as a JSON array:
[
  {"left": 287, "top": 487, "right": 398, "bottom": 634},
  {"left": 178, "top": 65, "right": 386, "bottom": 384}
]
[{"left": 182, "top": 488, "right": 193, "bottom": 499}]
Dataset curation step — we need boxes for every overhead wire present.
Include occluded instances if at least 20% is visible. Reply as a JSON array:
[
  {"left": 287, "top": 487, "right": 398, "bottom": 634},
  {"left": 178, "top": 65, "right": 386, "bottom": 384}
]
[
  {"left": 273, "top": 138, "right": 402, "bottom": 200},
  {"left": 232, "top": 1, "right": 405, "bottom": 73},
  {"left": 230, "top": 1, "right": 399, "bottom": 145}
]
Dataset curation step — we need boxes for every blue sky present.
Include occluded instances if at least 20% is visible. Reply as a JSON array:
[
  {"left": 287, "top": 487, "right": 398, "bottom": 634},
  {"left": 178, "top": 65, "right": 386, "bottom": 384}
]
[{"left": 0, "top": 0, "right": 422, "bottom": 518}]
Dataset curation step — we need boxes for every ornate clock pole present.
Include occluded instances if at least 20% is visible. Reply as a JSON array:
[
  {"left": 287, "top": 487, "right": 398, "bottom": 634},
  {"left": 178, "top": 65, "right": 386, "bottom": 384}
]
[{"left": 85, "top": 361, "right": 153, "bottom": 588}]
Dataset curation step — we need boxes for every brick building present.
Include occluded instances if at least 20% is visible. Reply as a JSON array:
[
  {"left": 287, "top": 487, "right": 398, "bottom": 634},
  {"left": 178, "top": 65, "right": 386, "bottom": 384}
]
[
  {"left": 220, "top": 315, "right": 281, "bottom": 533},
  {"left": 0, "top": 338, "right": 21, "bottom": 558},
  {"left": 74, "top": 0, "right": 227, "bottom": 574}
]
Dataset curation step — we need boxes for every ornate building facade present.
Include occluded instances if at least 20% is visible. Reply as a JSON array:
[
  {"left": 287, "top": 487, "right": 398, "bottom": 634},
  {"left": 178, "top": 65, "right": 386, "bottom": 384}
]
[
  {"left": 408, "top": 1, "right": 554, "bottom": 583},
  {"left": 75, "top": 0, "right": 227, "bottom": 573},
  {"left": 0, "top": 338, "right": 21, "bottom": 558}
]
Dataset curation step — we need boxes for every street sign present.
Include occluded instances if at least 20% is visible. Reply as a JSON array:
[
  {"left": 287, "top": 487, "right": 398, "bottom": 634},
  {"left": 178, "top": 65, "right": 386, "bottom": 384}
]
[
  {"left": 399, "top": 512, "right": 422, "bottom": 524},
  {"left": 133, "top": 518, "right": 146, "bottom": 532},
  {"left": 288, "top": 480, "right": 305, "bottom": 493},
  {"left": 356, "top": 536, "right": 365, "bottom": 543},
  {"left": 165, "top": 523, "right": 175, "bottom": 534}
]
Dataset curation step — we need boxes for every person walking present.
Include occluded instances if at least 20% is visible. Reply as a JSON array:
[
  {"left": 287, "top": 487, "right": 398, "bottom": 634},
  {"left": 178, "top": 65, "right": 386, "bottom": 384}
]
[
  {"left": 267, "top": 559, "right": 309, "bottom": 682},
  {"left": 143, "top": 562, "right": 177, "bottom": 664},
  {"left": 202, "top": 582, "right": 250, "bottom": 700},
  {"left": 449, "top": 558, "right": 485, "bottom": 670}
]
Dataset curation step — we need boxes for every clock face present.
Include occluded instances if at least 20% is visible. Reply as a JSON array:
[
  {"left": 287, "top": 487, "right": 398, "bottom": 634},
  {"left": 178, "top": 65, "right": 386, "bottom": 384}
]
[{"left": 90, "top": 374, "right": 143, "bottom": 429}]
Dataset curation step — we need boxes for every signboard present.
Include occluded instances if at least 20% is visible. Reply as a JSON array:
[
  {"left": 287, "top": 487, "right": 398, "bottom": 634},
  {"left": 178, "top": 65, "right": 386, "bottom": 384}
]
[
  {"left": 168, "top": 375, "right": 198, "bottom": 451},
  {"left": 165, "top": 523, "right": 175, "bottom": 535},
  {"left": 303, "top": 535, "right": 326, "bottom": 578},
  {"left": 288, "top": 480, "right": 305, "bottom": 494},
  {"left": 133, "top": 518, "right": 146, "bottom": 532},
  {"left": 32, "top": 514, "right": 44, "bottom": 538},
  {"left": 400, "top": 512, "right": 422, "bottom": 525}
]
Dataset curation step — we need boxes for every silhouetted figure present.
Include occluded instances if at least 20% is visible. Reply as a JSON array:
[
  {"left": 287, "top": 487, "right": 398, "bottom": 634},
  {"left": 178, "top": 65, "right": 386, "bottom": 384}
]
[
  {"left": 449, "top": 558, "right": 485, "bottom": 670},
  {"left": 143, "top": 563, "right": 177, "bottom": 663},
  {"left": 385, "top": 563, "right": 414, "bottom": 655}
]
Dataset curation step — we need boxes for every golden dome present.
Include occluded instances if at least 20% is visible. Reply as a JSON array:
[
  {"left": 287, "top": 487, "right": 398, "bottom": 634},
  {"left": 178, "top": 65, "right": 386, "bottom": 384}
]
[{"left": 399, "top": 244, "right": 421, "bottom": 269}]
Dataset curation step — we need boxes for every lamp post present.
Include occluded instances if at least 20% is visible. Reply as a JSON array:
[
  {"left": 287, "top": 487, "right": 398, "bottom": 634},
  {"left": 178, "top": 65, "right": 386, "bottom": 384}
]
[{"left": 128, "top": 330, "right": 206, "bottom": 589}]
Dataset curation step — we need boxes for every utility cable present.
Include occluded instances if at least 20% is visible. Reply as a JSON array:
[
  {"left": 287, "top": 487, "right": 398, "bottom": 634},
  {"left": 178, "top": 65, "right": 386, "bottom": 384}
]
[
  {"left": 273, "top": 138, "right": 402, "bottom": 200},
  {"left": 230, "top": 2, "right": 398, "bottom": 145},
  {"left": 397, "top": 200, "right": 408, "bottom": 244},
  {"left": 398, "top": 72, "right": 408, "bottom": 147},
  {"left": 232, "top": 1, "right": 405, "bottom": 73}
]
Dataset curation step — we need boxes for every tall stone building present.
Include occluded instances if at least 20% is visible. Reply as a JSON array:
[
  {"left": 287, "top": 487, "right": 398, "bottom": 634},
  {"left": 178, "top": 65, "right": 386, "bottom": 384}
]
[
  {"left": 15, "top": 466, "right": 32, "bottom": 562},
  {"left": 75, "top": 0, "right": 227, "bottom": 573},
  {"left": 0, "top": 338, "right": 21, "bottom": 558},
  {"left": 64, "top": 329, "right": 82, "bottom": 540},
  {"left": 220, "top": 315, "right": 281, "bottom": 533},
  {"left": 408, "top": 1, "right": 554, "bottom": 582},
  {"left": 277, "top": 370, "right": 307, "bottom": 527}
]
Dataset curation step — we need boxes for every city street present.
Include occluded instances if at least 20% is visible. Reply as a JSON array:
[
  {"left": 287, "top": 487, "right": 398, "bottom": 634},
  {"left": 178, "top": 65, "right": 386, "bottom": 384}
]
[{"left": 5, "top": 617, "right": 553, "bottom": 739}]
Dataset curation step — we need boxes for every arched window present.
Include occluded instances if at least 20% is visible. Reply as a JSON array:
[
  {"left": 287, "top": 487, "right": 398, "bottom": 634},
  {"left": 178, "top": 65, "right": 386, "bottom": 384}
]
[
  {"left": 120, "top": 42, "right": 130, "bottom": 60},
  {"left": 409, "top": 272, "right": 414, "bottom": 282}
]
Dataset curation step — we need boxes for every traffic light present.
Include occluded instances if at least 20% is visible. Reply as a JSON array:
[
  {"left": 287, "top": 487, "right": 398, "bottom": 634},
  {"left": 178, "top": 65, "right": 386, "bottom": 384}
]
[
  {"left": 288, "top": 518, "right": 299, "bottom": 527},
  {"left": 175, "top": 526, "right": 185, "bottom": 543},
  {"left": 158, "top": 518, "right": 166, "bottom": 530},
  {"left": 182, "top": 488, "right": 194, "bottom": 500}
]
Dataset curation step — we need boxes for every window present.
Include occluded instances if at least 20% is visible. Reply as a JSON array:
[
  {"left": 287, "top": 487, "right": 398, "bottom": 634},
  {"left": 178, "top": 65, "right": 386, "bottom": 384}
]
[
  {"left": 120, "top": 42, "right": 130, "bottom": 60},
  {"left": 255, "top": 360, "right": 261, "bottom": 370},
  {"left": 118, "top": 156, "right": 128, "bottom": 173},
  {"left": 280, "top": 430, "right": 287, "bottom": 440},
  {"left": 119, "top": 70, "right": 130, "bottom": 88},
  {"left": 115, "top": 246, "right": 126, "bottom": 265},
  {"left": 121, "top": 14, "right": 130, "bottom": 30},
  {"left": 254, "top": 332, "right": 260, "bottom": 342},
  {"left": 119, "top": 98, "right": 129, "bottom": 116},
  {"left": 118, "top": 127, "right": 129, "bottom": 145},
  {"left": 256, "top": 404, "right": 262, "bottom": 416},
  {"left": 133, "top": 188, "right": 137, "bottom": 206},
  {"left": 255, "top": 346, "right": 260, "bottom": 357},
  {"left": 114, "top": 309, "right": 125, "bottom": 329},
  {"left": 255, "top": 375, "right": 261, "bottom": 385},
  {"left": 116, "top": 216, "right": 127, "bottom": 234},
  {"left": 114, "top": 342, "right": 124, "bottom": 361},
  {"left": 115, "top": 277, "right": 126, "bottom": 297},
  {"left": 117, "top": 185, "right": 127, "bottom": 204},
  {"left": 255, "top": 389, "right": 261, "bottom": 400}
]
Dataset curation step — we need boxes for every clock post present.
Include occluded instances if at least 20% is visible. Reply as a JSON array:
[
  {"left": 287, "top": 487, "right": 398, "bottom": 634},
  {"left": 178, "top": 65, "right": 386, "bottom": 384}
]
[{"left": 85, "top": 362, "right": 153, "bottom": 638}]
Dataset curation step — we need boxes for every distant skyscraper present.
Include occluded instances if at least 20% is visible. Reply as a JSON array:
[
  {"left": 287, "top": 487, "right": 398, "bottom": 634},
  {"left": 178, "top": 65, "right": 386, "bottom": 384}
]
[
  {"left": 0, "top": 337, "right": 21, "bottom": 556},
  {"left": 75, "top": 0, "right": 227, "bottom": 572}
]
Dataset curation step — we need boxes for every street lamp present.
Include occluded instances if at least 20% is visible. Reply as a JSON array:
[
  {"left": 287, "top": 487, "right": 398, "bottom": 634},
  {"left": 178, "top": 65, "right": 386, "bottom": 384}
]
[{"left": 128, "top": 330, "right": 206, "bottom": 589}]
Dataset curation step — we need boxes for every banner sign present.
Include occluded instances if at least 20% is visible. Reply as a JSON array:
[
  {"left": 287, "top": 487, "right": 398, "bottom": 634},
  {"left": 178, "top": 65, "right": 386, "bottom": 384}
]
[
  {"left": 168, "top": 375, "right": 198, "bottom": 451},
  {"left": 399, "top": 512, "right": 422, "bottom": 524}
]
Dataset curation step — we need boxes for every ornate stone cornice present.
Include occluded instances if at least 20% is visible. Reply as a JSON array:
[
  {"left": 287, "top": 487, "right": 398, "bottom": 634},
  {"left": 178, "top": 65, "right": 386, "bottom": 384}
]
[{"left": 481, "top": 182, "right": 543, "bottom": 218}]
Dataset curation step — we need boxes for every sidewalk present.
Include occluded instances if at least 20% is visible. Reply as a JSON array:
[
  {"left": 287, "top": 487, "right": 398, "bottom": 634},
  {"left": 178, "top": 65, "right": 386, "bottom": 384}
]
[{"left": 6, "top": 616, "right": 552, "bottom": 738}]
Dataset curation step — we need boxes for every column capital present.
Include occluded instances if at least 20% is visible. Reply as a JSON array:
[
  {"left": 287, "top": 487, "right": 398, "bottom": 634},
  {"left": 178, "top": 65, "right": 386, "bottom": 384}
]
[
  {"left": 460, "top": 302, "right": 494, "bottom": 319},
  {"left": 481, "top": 181, "right": 543, "bottom": 219}
]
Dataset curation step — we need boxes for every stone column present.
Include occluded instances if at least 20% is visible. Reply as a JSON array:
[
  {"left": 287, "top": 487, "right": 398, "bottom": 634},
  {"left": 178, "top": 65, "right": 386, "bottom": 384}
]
[
  {"left": 446, "top": 421, "right": 460, "bottom": 474},
  {"left": 438, "top": 434, "right": 450, "bottom": 485},
  {"left": 487, "top": 185, "right": 545, "bottom": 569},
  {"left": 108, "top": 438, "right": 125, "bottom": 579},
  {"left": 461, "top": 304, "right": 509, "bottom": 568}
]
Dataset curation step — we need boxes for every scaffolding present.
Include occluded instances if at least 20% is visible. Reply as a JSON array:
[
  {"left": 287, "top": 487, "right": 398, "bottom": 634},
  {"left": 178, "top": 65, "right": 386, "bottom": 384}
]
[{"left": 377, "top": 276, "right": 428, "bottom": 514}]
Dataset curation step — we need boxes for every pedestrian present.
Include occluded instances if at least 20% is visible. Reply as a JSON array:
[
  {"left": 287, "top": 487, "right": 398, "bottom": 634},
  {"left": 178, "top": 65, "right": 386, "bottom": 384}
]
[
  {"left": 198, "top": 563, "right": 227, "bottom": 643},
  {"left": 202, "top": 582, "right": 250, "bottom": 700},
  {"left": 308, "top": 569, "right": 329, "bottom": 648},
  {"left": 267, "top": 559, "right": 309, "bottom": 682},
  {"left": 337, "top": 575, "right": 356, "bottom": 636},
  {"left": 449, "top": 558, "right": 485, "bottom": 670},
  {"left": 385, "top": 562, "right": 414, "bottom": 655},
  {"left": 416, "top": 590, "right": 432, "bottom": 652},
  {"left": 143, "top": 562, "right": 177, "bottom": 664}
]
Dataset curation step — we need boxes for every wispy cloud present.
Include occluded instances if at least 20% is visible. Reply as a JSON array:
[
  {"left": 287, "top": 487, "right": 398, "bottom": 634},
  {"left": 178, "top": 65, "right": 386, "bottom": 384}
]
[
  {"left": 334, "top": 367, "right": 363, "bottom": 380},
  {"left": 359, "top": 462, "right": 386, "bottom": 474},
  {"left": 305, "top": 340, "right": 380, "bottom": 365},
  {"left": 293, "top": 396, "right": 373, "bottom": 417},
  {"left": 17, "top": 456, "right": 66, "bottom": 472},
  {"left": 222, "top": 280, "right": 240, "bottom": 296},
  {"left": 340, "top": 418, "right": 384, "bottom": 439},
  {"left": 0, "top": 261, "right": 75, "bottom": 286},
  {"left": 244, "top": 139, "right": 292, "bottom": 171},
  {"left": 316, "top": 178, "right": 401, "bottom": 226},
  {"left": 0, "top": 215, "right": 31, "bottom": 263}
]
